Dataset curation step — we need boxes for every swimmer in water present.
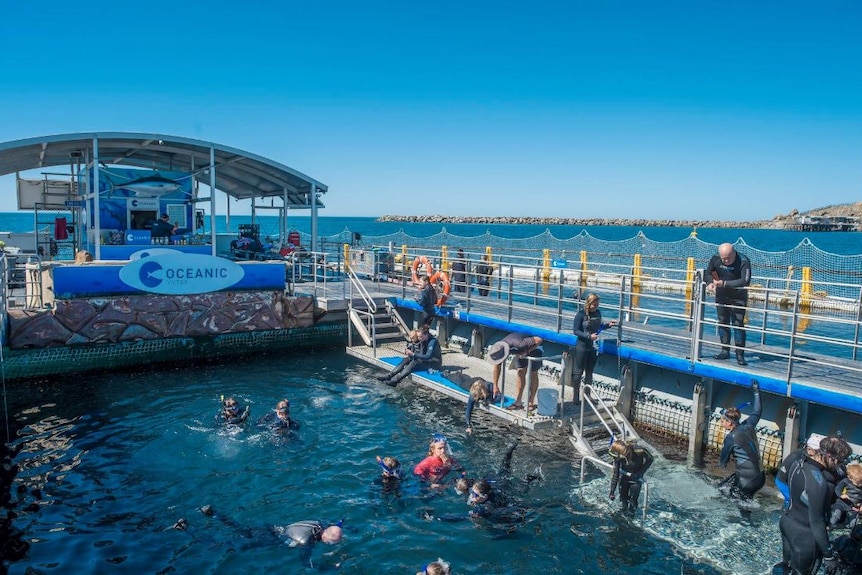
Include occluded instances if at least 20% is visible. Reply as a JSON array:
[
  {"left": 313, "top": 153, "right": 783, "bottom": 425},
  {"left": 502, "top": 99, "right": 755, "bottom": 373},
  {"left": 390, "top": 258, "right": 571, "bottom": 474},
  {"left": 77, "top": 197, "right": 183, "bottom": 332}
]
[{"left": 215, "top": 396, "right": 250, "bottom": 425}]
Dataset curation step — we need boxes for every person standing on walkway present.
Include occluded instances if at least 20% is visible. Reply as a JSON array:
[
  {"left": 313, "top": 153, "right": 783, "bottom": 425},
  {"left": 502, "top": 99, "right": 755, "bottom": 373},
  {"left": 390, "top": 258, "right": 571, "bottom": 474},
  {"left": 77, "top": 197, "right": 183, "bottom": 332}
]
[
  {"left": 475, "top": 254, "right": 493, "bottom": 297},
  {"left": 570, "top": 293, "right": 617, "bottom": 403},
  {"left": 486, "top": 333, "right": 543, "bottom": 411},
  {"left": 417, "top": 275, "right": 437, "bottom": 328},
  {"left": 451, "top": 249, "right": 467, "bottom": 293},
  {"left": 704, "top": 242, "right": 752, "bottom": 366}
]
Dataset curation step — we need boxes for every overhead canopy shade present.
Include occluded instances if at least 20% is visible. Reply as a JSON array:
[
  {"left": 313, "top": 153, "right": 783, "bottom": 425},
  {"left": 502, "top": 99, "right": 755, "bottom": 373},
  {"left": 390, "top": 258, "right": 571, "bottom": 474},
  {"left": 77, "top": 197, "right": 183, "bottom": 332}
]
[{"left": 0, "top": 132, "right": 327, "bottom": 208}]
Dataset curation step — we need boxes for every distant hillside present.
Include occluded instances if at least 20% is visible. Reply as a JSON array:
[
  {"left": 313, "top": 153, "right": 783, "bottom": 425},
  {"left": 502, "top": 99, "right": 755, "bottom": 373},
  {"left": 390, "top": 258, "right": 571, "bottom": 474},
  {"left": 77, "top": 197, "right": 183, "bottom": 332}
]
[{"left": 766, "top": 202, "right": 862, "bottom": 228}]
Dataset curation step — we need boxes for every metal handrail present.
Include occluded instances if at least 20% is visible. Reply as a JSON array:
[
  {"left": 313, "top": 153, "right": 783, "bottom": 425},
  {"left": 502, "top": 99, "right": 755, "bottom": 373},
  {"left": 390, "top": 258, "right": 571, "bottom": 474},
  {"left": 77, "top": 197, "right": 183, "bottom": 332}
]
[{"left": 578, "top": 383, "right": 628, "bottom": 442}]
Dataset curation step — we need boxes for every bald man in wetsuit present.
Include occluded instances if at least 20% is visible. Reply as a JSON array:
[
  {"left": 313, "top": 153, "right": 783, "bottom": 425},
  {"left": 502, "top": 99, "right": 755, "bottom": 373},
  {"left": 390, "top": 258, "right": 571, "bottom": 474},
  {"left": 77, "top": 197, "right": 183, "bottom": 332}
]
[{"left": 705, "top": 242, "right": 752, "bottom": 366}]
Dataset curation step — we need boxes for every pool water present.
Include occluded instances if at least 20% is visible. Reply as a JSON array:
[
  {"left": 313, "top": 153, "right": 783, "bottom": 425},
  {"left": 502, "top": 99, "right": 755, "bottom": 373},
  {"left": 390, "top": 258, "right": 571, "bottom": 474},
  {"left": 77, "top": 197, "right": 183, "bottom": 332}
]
[{"left": 2, "top": 352, "right": 780, "bottom": 574}]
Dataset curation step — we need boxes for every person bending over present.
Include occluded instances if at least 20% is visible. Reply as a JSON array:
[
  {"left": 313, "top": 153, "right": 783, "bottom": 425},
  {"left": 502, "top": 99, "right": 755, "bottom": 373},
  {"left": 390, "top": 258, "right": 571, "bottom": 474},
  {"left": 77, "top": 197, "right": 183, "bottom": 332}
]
[
  {"left": 486, "top": 333, "right": 543, "bottom": 411},
  {"left": 609, "top": 439, "right": 654, "bottom": 514}
]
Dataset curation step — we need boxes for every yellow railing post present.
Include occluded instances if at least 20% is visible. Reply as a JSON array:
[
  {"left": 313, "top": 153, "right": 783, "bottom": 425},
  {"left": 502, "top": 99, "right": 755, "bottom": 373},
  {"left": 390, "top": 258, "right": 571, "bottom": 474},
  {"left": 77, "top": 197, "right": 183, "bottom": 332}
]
[
  {"left": 441, "top": 245, "right": 449, "bottom": 273},
  {"left": 632, "top": 253, "right": 642, "bottom": 290},
  {"left": 402, "top": 244, "right": 409, "bottom": 279},
  {"left": 343, "top": 243, "right": 350, "bottom": 272},
  {"left": 801, "top": 266, "right": 812, "bottom": 310},
  {"left": 685, "top": 257, "right": 695, "bottom": 301},
  {"left": 542, "top": 248, "right": 551, "bottom": 282},
  {"left": 580, "top": 250, "right": 588, "bottom": 289}
]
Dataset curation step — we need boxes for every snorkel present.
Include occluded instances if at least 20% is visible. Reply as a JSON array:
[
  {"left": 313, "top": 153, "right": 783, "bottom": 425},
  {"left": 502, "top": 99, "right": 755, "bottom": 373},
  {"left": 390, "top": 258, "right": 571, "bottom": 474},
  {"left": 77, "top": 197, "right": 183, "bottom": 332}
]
[{"left": 376, "top": 456, "right": 403, "bottom": 480}]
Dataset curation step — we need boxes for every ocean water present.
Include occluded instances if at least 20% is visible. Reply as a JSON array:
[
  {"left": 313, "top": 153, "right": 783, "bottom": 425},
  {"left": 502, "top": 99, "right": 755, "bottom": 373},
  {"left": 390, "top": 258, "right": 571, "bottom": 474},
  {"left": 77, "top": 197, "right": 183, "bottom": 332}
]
[
  {"left": 2, "top": 212, "right": 861, "bottom": 254},
  {"left": 0, "top": 353, "right": 782, "bottom": 575}
]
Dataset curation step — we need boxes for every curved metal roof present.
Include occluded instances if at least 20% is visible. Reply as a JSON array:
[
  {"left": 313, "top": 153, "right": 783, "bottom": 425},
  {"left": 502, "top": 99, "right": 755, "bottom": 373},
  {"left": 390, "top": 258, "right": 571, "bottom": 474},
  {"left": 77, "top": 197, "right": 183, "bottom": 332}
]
[{"left": 0, "top": 132, "right": 327, "bottom": 208}]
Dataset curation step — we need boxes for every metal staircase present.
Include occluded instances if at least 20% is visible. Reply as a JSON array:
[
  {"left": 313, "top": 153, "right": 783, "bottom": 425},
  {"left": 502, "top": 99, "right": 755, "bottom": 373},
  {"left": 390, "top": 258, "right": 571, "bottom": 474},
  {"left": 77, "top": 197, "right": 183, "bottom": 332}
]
[
  {"left": 569, "top": 384, "right": 642, "bottom": 459},
  {"left": 346, "top": 267, "right": 408, "bottom": 351}
]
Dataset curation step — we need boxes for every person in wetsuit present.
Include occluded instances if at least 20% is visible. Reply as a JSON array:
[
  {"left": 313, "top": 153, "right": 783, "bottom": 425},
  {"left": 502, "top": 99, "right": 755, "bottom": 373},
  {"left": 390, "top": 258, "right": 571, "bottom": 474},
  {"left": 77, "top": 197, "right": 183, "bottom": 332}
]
[
  {"left": 570, "top": 293, "right": 618, "bottom": 402},
  {"left": 704, "top": 242, "right": 752, "bottom": 365},
  {"left": 464, "top": 377, "right": 501, "bottom": 436},
  {"left": 214, "top": 396, "right": 250, "bottom": 425},
  {"left": 417, "top": 275, "right": 438, "bottom": 328},
  {"left": 256, "top": 399, "right": 300, "bottom": 431},
  {"left": 776, "top": 437, "right": 847, "bottom": 575},
  {"left": 776, "top": 433, "right": 826, "bottom": 509},
  {"left": 608, "top": 439, "right": 654, "bottom": 514},
  {"left": 718, "top": 380, "right": 765, "bottom": 500},
  {"left": 378, "top": 326, "right": 442, "bottom": 387}
]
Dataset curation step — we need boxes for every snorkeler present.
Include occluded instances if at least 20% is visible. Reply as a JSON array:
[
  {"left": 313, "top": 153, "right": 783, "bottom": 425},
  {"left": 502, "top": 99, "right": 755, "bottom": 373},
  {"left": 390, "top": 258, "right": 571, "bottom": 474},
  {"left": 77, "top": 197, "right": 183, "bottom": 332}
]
[
  {"left": 215, "top": 396, "right": 250, "bottom": 425},
  {"left": 377, "top": 455, "right": 404, "bottom": 482},
  {"left": 257, "top": 399, "right": 299, "bottom": 431},
  {"left": 418, "top": 558, "right": 452, "bottom": 575},
  {"left": 414, "top": 434, "right": 462, "bottom": 487},
  {"left": 274, "top": 520, "right": 344, "bottom": 568}
]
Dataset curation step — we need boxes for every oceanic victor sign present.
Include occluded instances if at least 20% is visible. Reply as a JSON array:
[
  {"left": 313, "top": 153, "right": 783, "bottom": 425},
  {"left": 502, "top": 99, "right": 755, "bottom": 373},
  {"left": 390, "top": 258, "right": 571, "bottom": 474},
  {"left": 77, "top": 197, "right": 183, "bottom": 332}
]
[{"left": 119, "top": 253, "right": 245, "bottom": 295}]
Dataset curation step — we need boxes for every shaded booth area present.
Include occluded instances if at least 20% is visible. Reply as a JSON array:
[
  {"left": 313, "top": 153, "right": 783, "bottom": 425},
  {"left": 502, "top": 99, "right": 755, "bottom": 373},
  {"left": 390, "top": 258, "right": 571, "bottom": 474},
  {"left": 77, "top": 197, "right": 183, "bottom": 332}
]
[{"left": 0, "top": 133, "right": 333, "bottom": 360}]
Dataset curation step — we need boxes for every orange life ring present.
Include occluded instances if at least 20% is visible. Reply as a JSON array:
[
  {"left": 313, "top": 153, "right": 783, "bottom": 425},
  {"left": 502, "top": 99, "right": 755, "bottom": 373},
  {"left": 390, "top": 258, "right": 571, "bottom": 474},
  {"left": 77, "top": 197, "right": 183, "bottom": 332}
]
[
  {"left": 429, "top": 271, "right": 451, "bottom": 305},
  {"left": 411, "top": 256, "right": 435, "bottom": 284}
]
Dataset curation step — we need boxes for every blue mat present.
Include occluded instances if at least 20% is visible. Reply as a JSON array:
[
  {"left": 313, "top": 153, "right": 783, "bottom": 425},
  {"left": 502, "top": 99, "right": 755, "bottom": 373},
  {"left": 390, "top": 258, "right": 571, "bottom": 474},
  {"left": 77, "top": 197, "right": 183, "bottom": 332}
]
[{"left": 378, "top": 356, "right": 517, "bottom": 408}]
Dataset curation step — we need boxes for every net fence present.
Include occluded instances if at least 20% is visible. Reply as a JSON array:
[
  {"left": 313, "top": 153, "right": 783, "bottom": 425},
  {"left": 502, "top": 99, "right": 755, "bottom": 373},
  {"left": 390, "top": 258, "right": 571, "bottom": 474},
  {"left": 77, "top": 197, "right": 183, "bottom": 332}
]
[{"left": 312, "top": 229, "right": 862, "bottom": 301}]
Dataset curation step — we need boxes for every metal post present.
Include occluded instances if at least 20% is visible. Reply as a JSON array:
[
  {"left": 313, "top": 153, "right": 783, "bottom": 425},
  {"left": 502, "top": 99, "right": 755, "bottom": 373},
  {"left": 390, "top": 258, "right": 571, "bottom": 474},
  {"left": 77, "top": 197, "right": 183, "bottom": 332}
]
[
  {"left": 93, "top": 136, "right": 101, "bottom": 261},
  {"left": 507, "top": 264, "right": 514, "bottom": 322},
  {"left": 692, "top": 272, "right": 705, "bottom": 362},
  {"left": 785, "top": 291, "right": 800, "bottom": 395},
  {"left": 782, "top": 404, "right": 801, "bottom": 466},
  {"left": 209, "top": 146, "right": 216, "bottom": 256},
  {"left": 556, "top": 268, "right": 565, "bottom": 332},
  {"left": 853, "top": 286, "right": 862, "bottom": 361},
  {"left": 761, "top": 279, "right": 771, "bottom": 346},
  {"left": 310, "top": 184, "right": 319, "bottom": 253},
  {"left": 688, "top": 381, "right": 709, "bottom": 467}
]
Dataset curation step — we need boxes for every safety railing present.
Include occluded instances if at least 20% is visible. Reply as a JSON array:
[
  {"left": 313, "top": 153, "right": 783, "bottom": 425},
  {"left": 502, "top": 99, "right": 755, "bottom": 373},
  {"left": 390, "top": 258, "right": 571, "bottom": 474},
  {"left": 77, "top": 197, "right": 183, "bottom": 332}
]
[{"left": 358, "top": 245, "right": 862, "bottom": 390}]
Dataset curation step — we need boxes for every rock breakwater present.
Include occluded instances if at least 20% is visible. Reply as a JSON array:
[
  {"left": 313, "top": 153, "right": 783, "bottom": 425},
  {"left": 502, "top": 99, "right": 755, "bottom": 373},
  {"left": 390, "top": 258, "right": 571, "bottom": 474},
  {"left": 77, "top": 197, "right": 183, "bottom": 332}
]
[{"left": 377, "top": 215, "right": 773, "bottom": 229}]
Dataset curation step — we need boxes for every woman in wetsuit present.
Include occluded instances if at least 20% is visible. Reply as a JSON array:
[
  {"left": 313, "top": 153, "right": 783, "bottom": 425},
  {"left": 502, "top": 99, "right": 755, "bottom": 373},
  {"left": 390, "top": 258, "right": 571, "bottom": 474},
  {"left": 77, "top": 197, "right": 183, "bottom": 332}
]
[
  {"left": 608, "top": 439, "right": 654, "bottom": 513},
  {"left": 570, "top": 293, "right": 618, "bottom": 401},
  {"left": 718, "top": 380, "right": 764, "bottom": 500},
  {"left": 777, "top": 437, "right": 847, "bottom": 575},
  {"left": 465, "top": 378, "right": 500, "bottom": 435}
]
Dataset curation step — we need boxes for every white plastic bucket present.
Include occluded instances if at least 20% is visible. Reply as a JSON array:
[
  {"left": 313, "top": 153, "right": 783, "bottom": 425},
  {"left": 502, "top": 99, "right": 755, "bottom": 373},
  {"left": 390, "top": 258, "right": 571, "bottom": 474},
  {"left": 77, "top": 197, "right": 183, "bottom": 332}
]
[{"left": 536, "top": 388, "right": 558, "bottom": 417}]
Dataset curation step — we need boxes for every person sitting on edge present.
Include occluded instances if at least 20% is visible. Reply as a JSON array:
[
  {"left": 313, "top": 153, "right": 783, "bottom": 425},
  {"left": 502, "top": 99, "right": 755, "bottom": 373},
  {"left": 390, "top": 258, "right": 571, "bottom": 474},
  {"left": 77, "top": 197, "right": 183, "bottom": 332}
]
[
  {"left": 608, "top": 439, "right": 654, "bottom": 514},
  {"left": 775, "top": 432, "right": 825, "bottom": 509},
  {"left": 414, "top": 434, "right": 461, "bottom": 487},
  {"left": 717, "top": 380, "right": 765, "bottom": 501},
  {"left": 830, "top": 463, "right": 862, "bottom": 527},
  {"left": 418, "top": 558, "right": 452, "bottom": 575},
  {"left": 485, "top": 333, "right": 543, "bottom": 412},
  {"left": 257, "top": 399, "right": 299, "bottom": 431},
  {"left": 376, "top": 326, "right": 442, "bottom": 387},
  {"left": 417, "top": 275, "right": 438, "bottom": 328},
  {"left": 704, "top": 242, "right": 752, "bottom": 366},
  {"left": 215, "top": 396, "right": 249, "bottom": 425},
  {"left": 465, "top": 377, "right": 501, "bottom": 435},
  {"left": 151, "top": 213, "right": 178, "bottom": 238}
]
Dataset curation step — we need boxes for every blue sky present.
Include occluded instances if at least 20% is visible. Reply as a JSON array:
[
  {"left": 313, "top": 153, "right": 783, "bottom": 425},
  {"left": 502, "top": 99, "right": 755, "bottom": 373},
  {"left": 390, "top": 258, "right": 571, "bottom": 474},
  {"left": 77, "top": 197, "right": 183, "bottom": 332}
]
[{"left": 0, "top": 1, "right": 859, "bottom": 220}]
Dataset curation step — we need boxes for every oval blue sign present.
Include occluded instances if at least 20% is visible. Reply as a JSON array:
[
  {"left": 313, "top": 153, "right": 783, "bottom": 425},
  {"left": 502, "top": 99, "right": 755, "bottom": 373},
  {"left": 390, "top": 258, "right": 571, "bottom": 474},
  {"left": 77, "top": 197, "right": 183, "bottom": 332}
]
[{"left": 119, "top": 254, "right": 245, "bottom": 295}]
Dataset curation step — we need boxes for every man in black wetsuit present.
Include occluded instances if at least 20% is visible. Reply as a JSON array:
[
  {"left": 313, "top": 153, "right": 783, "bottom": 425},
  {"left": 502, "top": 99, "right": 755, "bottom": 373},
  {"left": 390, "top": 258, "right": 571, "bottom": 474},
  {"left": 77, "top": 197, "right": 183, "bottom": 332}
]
[
  {"left": 718, "top": 380, "right": 765, "bottom": 500},
  {"left": 776, "top": 438, "right": 847, "bottom": 575},
  {"left": 704, "top": 242, "right": 752, "bottom": 365}
]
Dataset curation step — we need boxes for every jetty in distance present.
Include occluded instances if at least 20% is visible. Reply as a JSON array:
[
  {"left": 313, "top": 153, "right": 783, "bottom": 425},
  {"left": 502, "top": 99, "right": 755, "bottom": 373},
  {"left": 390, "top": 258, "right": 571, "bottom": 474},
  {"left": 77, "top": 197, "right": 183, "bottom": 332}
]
[{"left": 379, "top": 202, "right": 862, "bottom": 232}]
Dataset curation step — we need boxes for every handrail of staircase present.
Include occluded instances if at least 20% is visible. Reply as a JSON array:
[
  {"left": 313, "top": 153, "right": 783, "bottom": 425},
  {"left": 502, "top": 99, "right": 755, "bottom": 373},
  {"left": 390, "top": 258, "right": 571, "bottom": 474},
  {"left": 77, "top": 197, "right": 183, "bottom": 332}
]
[
  {"left": 578, "top": 384, "right": 628, "bottom": 442},
  {"left": 579, "top": 454, "right": 650, "bottom": 519},
  {"left": 347, "top": 266, "right": 377, "bottom": 314}
]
